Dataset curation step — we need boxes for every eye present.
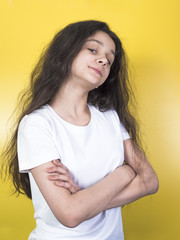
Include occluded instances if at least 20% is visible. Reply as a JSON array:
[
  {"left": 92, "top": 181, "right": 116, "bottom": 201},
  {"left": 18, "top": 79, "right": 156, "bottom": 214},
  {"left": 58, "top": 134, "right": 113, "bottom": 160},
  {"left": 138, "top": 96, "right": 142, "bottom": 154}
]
[
  {"left": 107, "top": 59, "right": 111, "bottom": 65},
  {"left": 88, "top": 48, "right": 97, "bottom": 53}
]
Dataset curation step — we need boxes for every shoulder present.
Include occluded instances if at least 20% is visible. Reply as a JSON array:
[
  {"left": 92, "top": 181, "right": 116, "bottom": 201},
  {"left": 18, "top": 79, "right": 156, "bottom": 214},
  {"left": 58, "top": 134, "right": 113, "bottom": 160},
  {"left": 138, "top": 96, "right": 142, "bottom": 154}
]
[
  {"left": 17, "top": 105, "right": 60, "bottom": 172},
  {"left": 89, "top": 104, "right": 117, "bottom": 117},
  {"left": 19, "top": 105, "right": 51, "bottom": 129},
  {"left": 90, "top": 105, "right": 130, "bottom": 140},
  {"left": 18, "top": 105, "right": 54, "bottom": 138},
  {"left": 89, "top": 104, "right": 120, "bottom": 123}
]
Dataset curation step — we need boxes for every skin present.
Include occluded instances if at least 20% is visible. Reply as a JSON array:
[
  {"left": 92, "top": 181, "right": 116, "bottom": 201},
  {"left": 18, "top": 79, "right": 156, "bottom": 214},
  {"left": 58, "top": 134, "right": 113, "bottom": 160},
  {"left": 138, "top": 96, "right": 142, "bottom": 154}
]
[
  {"left": 47, "top": 140, "right": 159, "bottom": 209},
  {"left": 48, "top": 31, "right": 115, "bottom": 124},
  {"left": 31, "top": 31, "right": 159, "bottom": 228}
]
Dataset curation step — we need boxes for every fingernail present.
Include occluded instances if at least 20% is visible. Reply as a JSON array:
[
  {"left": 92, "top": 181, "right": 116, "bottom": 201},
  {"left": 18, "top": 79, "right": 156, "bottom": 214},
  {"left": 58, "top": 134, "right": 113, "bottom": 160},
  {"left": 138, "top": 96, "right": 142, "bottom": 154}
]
[{"left": 53, "top": 159, "right": 60, "bottom": 163}]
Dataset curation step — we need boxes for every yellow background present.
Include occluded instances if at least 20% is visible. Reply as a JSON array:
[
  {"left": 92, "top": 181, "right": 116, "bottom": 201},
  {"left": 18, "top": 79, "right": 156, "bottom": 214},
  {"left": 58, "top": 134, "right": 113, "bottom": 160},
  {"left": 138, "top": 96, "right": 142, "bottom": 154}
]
[{"left": 0, "top": 0, "right": 180, "bottom": 239}]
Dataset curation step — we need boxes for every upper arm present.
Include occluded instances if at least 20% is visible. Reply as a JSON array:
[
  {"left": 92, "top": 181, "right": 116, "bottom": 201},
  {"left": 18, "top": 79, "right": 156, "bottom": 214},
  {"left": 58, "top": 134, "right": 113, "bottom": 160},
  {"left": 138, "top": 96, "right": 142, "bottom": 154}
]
[
  {"left": 123, "top": 139, "right": 159, "bottom": 193},
  {"left": 18, "top": 114, "right": 59, "bottom": 172},
  {"left": 123, "top": 139, "right": 148, "bottom": 173},
  {"left": 30, "top": 161, "right": 77, "bottom": 227}
]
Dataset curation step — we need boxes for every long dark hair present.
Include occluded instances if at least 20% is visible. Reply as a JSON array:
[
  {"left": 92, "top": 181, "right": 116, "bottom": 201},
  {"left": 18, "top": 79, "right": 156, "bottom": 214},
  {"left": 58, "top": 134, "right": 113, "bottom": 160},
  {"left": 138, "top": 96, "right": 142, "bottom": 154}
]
[{"left": 1, "top": 20, "right": 141, "bottom": 199}]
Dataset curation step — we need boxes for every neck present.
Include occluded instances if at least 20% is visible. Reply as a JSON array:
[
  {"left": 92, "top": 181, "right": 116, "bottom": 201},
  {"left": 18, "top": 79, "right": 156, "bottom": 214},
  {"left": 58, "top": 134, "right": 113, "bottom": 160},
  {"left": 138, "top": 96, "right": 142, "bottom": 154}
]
[{"left": 50, "top": 81, "right": 90, "bottom": 119}]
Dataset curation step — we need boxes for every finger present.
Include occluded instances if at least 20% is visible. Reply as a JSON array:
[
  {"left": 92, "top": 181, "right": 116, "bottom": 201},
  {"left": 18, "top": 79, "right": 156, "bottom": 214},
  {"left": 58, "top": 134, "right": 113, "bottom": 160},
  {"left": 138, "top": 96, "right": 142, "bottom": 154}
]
[
  {"left": 54, "top": 181, "right": 71, "bottom": 189},
  {"left": 54, "top": 180, "right": 80, "bottom": 193},
  {"left": 48, "top": 174, "right": 72, "bottom": 182},
  {"left": 54, "top": 181, "right": 66, "bottom": 187},
  {"left": 68, "top": 183, "right": 80, "bottom": 193},
  {"left": 58, "top": 180, "right": 80, "bottom": 193},
  {"left": 52, "top": 160, "right": 63, "bottom": 167},
  {"left": 46, "top": 166, "right": 67, "bottom": 174},
  {"left": 69, "top": 185, "right": 78, "bottom": 193},
  {"left": 52, "top": 160, "right": 70, "bottom": 172}
]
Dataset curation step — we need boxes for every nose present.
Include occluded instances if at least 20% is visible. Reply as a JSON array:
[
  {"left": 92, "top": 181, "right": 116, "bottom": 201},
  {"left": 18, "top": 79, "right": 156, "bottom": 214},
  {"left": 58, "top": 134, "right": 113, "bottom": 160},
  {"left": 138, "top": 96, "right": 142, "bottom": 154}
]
[{"left": 96, "top": 57, "right": 108, "bottom": 67}]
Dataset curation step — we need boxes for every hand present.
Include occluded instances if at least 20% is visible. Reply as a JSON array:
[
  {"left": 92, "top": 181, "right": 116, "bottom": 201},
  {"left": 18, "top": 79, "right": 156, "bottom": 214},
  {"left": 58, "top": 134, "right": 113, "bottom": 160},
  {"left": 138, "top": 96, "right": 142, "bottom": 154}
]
[{"left": 46, "top": 160, "right": 80, "bottom": 193}]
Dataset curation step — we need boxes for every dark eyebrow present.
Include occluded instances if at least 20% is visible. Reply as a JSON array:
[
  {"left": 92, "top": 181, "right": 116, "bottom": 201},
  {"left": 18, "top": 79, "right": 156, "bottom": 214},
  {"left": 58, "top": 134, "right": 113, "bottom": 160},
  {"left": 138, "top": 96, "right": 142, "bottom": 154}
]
[{"left": 86, "top": 39, "right": 115, "bottom": 56}]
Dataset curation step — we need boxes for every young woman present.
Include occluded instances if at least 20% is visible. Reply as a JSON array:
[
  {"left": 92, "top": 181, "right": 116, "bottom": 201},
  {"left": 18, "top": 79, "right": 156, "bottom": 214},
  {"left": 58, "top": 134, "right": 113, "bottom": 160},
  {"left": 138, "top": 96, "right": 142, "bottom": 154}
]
[{"left": 3, "top": 20, "right": 159, "bottom": 239}]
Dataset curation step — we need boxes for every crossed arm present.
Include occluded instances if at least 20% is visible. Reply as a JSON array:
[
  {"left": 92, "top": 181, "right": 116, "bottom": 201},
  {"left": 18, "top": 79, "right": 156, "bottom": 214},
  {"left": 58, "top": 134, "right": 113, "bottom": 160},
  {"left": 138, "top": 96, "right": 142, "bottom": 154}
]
[
  {"left": 106, "top": 139, "right": 159, "bottom": 208},
  {"left": 31, "top": 139, "right": 159, "bottom": 228}
]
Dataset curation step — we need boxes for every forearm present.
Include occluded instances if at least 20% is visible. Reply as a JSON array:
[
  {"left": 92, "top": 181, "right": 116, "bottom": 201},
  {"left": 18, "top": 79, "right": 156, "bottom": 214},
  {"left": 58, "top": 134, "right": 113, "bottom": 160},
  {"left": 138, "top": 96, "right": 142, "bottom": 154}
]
[
  {"left": 104, "top": 139, "right": 159, "bottom": 210},
  {"left": 65, "top": 164, "right": 135, "bottom": 225},
  {"left": 105, "top": 175, "right": 146, "bottom": 209},
  {"left": 105, "top": 169, "right": 159, "bottom": 210},
  {"left": 32, "top": 163, "right": 134, "bottom": 228}
]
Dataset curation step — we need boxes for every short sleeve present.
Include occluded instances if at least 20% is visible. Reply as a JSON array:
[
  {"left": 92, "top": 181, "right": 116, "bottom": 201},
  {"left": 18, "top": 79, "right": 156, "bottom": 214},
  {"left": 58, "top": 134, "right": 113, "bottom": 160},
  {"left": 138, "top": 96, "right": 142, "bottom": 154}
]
[
  {"left": 17, "top": 114, "right": 60, "bottom": 173},
  {"left": 111, "top": 109, "right": 131, "bottom": 141},
  {"left": 119, "top": 121, "right": 131, "bottom": 140}
]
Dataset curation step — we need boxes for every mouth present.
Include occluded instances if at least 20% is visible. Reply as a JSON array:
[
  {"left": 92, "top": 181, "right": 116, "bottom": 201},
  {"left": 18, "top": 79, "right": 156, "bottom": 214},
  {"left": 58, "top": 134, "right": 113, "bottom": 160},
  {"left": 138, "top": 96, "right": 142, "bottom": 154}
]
[{"left": 89, "top": 67, "right": 102, "bottom": 77}]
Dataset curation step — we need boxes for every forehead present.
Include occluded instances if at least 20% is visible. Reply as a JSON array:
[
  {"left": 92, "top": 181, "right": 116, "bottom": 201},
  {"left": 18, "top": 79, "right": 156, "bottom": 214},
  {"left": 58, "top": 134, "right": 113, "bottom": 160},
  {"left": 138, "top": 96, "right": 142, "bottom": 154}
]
[{"left": 86, "top": 31, "right": 116, "bottom": 53}]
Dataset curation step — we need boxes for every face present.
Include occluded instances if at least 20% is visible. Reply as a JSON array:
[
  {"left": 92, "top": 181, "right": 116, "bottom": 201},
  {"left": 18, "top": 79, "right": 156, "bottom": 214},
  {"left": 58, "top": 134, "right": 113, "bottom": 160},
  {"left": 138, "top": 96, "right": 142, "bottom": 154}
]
[{"left": 69, "top": 31, "right": 116, "bottom": 90}]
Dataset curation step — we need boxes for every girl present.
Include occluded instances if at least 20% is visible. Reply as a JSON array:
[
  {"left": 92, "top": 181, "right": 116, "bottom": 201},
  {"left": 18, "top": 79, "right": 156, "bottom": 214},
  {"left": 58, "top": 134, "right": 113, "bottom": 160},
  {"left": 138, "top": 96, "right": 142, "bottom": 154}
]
[{"left": 3, "top": 20, "right": 159, "bottom": 239}]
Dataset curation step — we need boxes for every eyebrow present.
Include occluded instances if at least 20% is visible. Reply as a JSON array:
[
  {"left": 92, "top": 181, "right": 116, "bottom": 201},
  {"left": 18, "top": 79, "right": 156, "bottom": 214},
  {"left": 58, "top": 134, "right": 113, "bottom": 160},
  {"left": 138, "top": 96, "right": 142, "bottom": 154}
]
[{"left": 86, "top": 39, "right": 115, "bottom": 56}]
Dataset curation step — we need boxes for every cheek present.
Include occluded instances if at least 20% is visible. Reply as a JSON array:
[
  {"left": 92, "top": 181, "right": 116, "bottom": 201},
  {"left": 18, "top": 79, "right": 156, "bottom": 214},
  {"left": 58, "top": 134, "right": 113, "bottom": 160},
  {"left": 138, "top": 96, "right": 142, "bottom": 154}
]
[
  {"left": 72, "top": 55, "right": 88, "bottom": 71},
  {"left": 104, "top": 68, "right": 110, "bottom": 79},
  {"left": 100, "top": 71, "right": 110, "bottom": 85},
  {"left": 71, "top": 59, "right": 82, "bottom": 75}
]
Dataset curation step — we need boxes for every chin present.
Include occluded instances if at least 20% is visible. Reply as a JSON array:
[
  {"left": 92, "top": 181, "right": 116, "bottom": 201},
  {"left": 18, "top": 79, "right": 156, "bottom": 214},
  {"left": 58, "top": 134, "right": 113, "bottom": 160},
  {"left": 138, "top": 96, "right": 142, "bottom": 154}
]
[
  {"left": 87, "top": 76, "right": 104, "bottom": 87},
  {"left": 88, "top": 81, "right": 102, "bottom": 90}
]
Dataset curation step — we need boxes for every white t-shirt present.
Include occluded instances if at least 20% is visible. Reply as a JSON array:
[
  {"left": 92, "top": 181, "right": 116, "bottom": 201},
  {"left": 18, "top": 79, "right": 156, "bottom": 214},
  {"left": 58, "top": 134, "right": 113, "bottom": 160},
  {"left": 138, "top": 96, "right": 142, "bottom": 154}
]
[{"left": 17, "top": 104, "right": 130, "bottom": 240}]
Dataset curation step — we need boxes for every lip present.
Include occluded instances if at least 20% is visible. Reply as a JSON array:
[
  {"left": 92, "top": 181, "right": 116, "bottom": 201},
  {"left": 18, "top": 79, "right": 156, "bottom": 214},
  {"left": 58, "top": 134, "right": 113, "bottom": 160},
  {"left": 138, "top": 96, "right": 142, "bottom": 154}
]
[{"left": 89, "top": 67, "right": 102, "bottom": 76}]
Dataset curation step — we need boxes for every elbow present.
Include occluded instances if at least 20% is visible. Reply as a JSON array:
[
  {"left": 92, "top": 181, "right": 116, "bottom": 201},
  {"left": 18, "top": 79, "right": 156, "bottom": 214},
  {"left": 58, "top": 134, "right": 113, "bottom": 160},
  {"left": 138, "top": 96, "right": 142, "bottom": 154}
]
[
  {"left": 139, "top": 168, "right": 159, "bottom": 195},
  {"left": 60, "top": 219, "right": 80, "bottom": 229},
  {"left": 145, "top": 171, "right": 159, "bottom": 195},
  {"left": 151, "top": 173, "right": 159, "bottom": 194},
  {"left": 57, "top": 207, "right": 83, "bottom": 228}
]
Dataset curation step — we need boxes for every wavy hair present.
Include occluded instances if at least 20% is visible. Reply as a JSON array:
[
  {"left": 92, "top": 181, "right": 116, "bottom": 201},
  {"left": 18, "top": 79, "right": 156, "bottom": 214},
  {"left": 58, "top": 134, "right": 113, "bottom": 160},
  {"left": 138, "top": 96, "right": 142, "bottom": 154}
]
[{"left": 1, "top": 20, "right": 140, "bottom": 199}]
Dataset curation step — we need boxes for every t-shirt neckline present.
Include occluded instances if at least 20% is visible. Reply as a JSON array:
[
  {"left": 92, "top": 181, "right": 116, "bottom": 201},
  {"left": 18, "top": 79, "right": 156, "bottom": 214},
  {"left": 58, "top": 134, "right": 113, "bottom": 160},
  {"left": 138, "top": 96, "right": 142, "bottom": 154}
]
[{"left": 45, "top": 104, "right": 94, "bottom": 133}]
